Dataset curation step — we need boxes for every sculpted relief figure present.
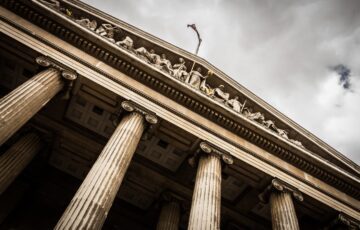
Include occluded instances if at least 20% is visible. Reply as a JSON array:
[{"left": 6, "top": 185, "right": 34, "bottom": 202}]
[
  {"left": 290, "top": 139, "right": 304, "bottom": 148},
  {"left": 200, "top": 80, "right": 214, "bottom": 97},
  {"left": 243, "top": 108, "right": 265, "bottom": 122},
  {"left": 148, "top": 49, "right": 162, "bottom": 67},
  {"left": 116, "top": 36, "right": 134, "bottom": 51},
  {"left": 226, "top": 96, "right": 245, "bottom": 113},
  {"left": 172, "top": 58, "right": 188, "bottom": 81},
  {"left": 186, "top": 67, "right": 205, "bottom": 89},
  {"left": 262, "top": 119, "right": 277, "bottom": 131},
  {"left": 159, "top": 54, "right": 173, "bottom": 74},
  {"left": 135, "top": 47, "right": 151, "bottom": 63},
  {"left": 199, "top": 71, "right": 214, "bottom": 96},
  {"left": 96, "top": 23, "right": 118, "bottom": 42},
  {"left": 276, "top": 128, "right": 289, "bottom": 139},
  {"left": 212, "top": 85, "right": 230, "bottom": 103},
  {"left": 75, "top": 18, "right": 97, "bottom": 31}
]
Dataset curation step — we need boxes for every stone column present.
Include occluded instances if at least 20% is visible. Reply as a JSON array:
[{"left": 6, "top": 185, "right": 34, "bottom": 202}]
[
  {"left": 259, "top": 179, "right": 303, "bottom": 230},
  {"left": 55, "top": 101, "right": 157, "bottom": 230},
  {"left": 0, "top": 132, "right": 42, "bottom": 195},
  {"left": 188, "top": 142, "right": 233, "bottom": 230},
  {"left": 325, "top": 213, "right": 360, "bottom": 230},
  {"left": 156, "top": 200, "right": 181, "bottom": 230},
  {"left": 0, "top": 56, "right": 76, "bottom": 146}
]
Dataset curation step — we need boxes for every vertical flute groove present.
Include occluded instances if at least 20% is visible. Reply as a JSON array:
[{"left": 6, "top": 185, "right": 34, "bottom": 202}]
[
  {"left": 188, "top": 154, "right": 222, "bottom": 230},
  {"left": 0, "top": 68, "right": 63, "bottom": 145},
  {"left": 55, "top": 112, "right": 145, "bottom": 230},
  {"left": 270, "top": 191, "right": 300, "bottom": 230},
  {"left": 0, "top": 133, "right": 42, "bottom": 194},
  {"left": 156, "top": 201, "right": 180, "bottom": 230}
]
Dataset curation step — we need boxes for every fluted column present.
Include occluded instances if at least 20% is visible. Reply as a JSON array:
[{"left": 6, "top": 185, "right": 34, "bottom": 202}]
[
  {"left": 0, "top": 56, "right": 77, "bottom": 146},
  {"left": 156, "top": 201, "right": 181, "bottom": 230},
  {"left": 55, "top": 101, "right": 158, "bottom": 230},
  {"left": 188, "top": 142, "right": 233, "bottom": 230},
  {"left": 0, "top": 133, "right": 42, "bottom": 195},
  {"left": 270, "top": 191, "right": 299, "bottom": 230},
  {"left": 259, "top": 179, "right": 303, "bottom": 230},
  {"left": 0, "top": 68, "right": 62, "bottom": 145}
]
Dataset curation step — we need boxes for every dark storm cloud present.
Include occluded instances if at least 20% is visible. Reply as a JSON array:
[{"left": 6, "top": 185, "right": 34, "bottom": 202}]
[
  {"left": 83, "top": 0, "right": 360, "bottom": 164},
  {"left": 332, "top": 64, "right": 351, "bottom": 90}
]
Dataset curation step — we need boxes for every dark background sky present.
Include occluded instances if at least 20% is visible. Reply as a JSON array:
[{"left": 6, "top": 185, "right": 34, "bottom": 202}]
[{"left": 83, "top": 0, "right": 360, "bottom": 164}]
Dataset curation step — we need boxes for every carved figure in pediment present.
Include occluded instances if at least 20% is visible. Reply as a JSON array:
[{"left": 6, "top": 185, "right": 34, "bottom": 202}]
[
  {"left": 75, "top": 18, "right": 97, "bottom": 31},
  {"left": 116, "top": 36, "right": 134, "bottom": 50},
  {"left": 276, "top": 128, "right": 289, "bottom": 139},
  {"left": 262, "top": 119, "right": 277, "bottom": 131},
  {"left": 159, "top": 54, "right": 173, "bottom": 73},
  {"left": 96, "top": 23, "right": 118, "bottom": 42},
  {"left": 148, "top": 49, "right": 162, "bottom": 67},
  {"left": 199, "top": 71, "right": 214, "bottom": 96},
  {"left": 226, "top": 96, "right": 245, "bottom": 113},
  {"left": 187, "top": 67, "right": 205, "bottom": 89},
  {"left": 200, "top": 80, "right": 214, "bottom": 96},
  {"left": 212, "top": 85, "right": 230, "bottom": 103},
  {"left": 134, "top": 47, "right": 152, "bottom": 63},
  {"left": 290, "top": 139, "right": 304, "bottom": 148},
  {"left": 243, "top": 108, "right": 265, "bottom": 122},
  {"left": 172, "top": 58, "right": 188, "bottom": 81}
]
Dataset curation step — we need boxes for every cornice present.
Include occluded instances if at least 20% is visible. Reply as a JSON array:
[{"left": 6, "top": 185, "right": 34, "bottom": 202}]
[{"left": 1, "top": 0, "right": 359, "bottom": 200}]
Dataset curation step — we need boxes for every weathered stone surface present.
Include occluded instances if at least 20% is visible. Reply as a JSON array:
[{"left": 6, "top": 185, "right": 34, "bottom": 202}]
[
  {"left": 0, "top": 68, "right": 63, "bottom": 145},
  {"left": 55, "top": 112, "right": 145, "bottom": 230},
  {"left": 0, "top": 133, "right": 42, "bottom": 195},
  {"left": 156, "top": 201, "right": 180, "bottom": 230},
  {"left": 270, "top": 191, "right": 300, "bottom": 230},
  {"left": 188, "top": 154, "right": 222, "bottom": 230}
]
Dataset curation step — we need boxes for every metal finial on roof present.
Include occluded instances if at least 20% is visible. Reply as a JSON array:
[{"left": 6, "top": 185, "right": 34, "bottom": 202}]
[{"left": 187, "top": 24, "right": 202, "bottom": 55}]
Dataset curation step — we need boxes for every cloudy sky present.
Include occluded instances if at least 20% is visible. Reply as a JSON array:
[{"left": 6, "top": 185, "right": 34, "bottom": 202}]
[{"left": 83, "top": 0, "right": 360, "bottom": 164}]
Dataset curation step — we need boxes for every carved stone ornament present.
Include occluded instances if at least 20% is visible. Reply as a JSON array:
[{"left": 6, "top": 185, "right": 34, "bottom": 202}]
[
  {"left": 258, "top": 178, "right": 304, "bottom": 203},
  {"left": 189, "top": 141, "right": 234, "bottom": 167},
  {"left": 35, "top": 56, "right": 52, "bottom": 67},
  {"left": 36, "top": 56, "right": 77, "bottom": 78},
  {"left": 62, "top": 70, "right": 77, "bottom": 81},
  {"left": 120, "top": 101, "right": 158, "bottom": 125},
  {"left": 35, "top": 56, "right": 77, "bottom": 100},
  {"left": 43, "top": 0, "right": 305, "bottom": 149}
]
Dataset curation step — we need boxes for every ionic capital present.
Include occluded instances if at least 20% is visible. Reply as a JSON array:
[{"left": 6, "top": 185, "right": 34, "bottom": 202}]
[
  {"left": 36, "top": 56, "right": 77, "bottom": 81},
  {"left": 120, "top": 101, "right": 158, "bottom": 125},
  {"left": 259, "top": 178, "right": 304, "bottom": 203},
  {"left": 36, "top": 56, "right": 77, "bottom": 99},
  {"left": 188, "top": 141, "right": 233, "bottom": 167}
]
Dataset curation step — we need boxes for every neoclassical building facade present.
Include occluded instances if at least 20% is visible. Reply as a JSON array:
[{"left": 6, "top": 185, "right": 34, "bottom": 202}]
[{"left": 0, "top": 0, "right": 359, "bottom": 229}]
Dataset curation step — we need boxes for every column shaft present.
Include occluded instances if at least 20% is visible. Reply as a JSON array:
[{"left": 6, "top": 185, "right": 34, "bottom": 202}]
[
  {"left": 0, "top": 133, "right": 42, "bottom": 194},
  {"left": 188, "top": 154, "right": 222, "bottom": 230},
  {"left": 157, "top": 201, "right": 180, "bottom": 230},
  {"left": 0, "top": 68, "right": 63, "bottom": 145},
  {"left": 270, "top": 191, "right": 300, "bottom": 230},
  {"left": 55, "top": 112, "right": 145, "bottom": 230}
]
